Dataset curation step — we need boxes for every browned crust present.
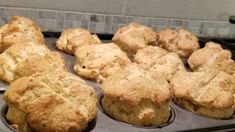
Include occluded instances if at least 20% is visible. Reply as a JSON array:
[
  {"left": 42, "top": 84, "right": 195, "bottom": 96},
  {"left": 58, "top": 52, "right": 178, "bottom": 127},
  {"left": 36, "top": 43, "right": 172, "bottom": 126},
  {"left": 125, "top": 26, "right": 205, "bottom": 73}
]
[
  {"left": 0, "top": 16, "right": 45, "bottom": 53},
  {"left": 0, "top": 42, "right": 66, "bottom": 83},
  {"left": 170, "top": 69, "right": 235, "bottom": 119},
  {"left": 157, "top": 28, "right": 199, "bottom": 58},
  {"left": 134, "top": 46, "right": 185, "bottom": 81},
  {"left": 3, "top": 71, "right": 97, "bottom": 132},
  {"left": 101, "top": 64, "right": 172, "bottom": 126},
  {"left": 55, "top": 28, "right": 102, "bottom": 55},
  {"left": 188, "top": 42, "right": 235, "bottom": 75},
  {"left": 101, "top": 64, "right": 171, "bottom": 107},
  {"left": 74, "top": 43, "right": 131, "bottom": 83},
  {"left": 112, "top": 22, "right": 158, "bottom": 59}
]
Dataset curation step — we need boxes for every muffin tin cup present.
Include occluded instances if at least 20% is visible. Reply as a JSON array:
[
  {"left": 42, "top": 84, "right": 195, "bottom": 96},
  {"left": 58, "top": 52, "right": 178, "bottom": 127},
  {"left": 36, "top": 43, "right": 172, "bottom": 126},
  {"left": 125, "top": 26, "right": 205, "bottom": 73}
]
[
  {"left": 0, "top": 81, "right": 7, "bottom": 93},
  {"left": 1, "top": 105, "right": 15, "bottom": 132},
  {"left": 1, "top": 37, "right": 235, "bottom": 132}
]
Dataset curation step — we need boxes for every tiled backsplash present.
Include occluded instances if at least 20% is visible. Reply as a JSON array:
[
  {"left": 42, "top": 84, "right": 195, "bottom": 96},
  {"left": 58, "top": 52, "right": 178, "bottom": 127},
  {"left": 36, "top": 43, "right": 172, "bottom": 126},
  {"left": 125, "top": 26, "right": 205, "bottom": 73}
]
[{"left": 1, "top": 6, "right": 235, "bottom": 38}]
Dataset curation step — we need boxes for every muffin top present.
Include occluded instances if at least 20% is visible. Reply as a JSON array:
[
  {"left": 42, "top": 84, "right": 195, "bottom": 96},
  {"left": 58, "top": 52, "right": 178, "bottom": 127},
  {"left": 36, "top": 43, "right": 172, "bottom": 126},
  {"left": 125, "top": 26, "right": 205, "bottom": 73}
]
[
  {"left": 134, "top": 46, "right": 184, "bottom": 80},
  {"left": 0, "top": 42, "right": 66, "bottom": 83},
  {"left": 56, "top": 28, "right": 101, "bottom": 54},
  {"left": 112, "top": 22, "right": 158, "bottom": 58},
  {"left": 171, "top": 68, "right": 235, "bottom": 109},
  {"left": 101, "top": 64, "right": 171, "bottom": 107},
  {"left": 0, "top": 16, "right": 45, "bottom": 53},
  {"left": 188, "top": 42, "right": 235, "bottom": 75},
  {"left": 157, "top": 28, "right": 199, "bottom": 58},
  {"left": 3, "top": 71, "right": 97, "bottom": 132},
  {"left": 74, "top": 43, "right": 131, "bottom": 83},
  {"left": 134, "top": 46, "right": 168, "bottom": 69}
]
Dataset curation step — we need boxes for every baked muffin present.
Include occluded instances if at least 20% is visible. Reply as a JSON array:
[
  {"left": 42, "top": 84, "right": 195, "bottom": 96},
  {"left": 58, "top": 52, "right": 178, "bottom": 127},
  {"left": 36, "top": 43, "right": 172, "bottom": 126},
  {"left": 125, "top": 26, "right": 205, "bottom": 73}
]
[
  {"left": 101, "top": 64, "right": 171, "bottom": 126},
  {"left": 171, "top": 68, "right": 235, "bottom": 119},
  {"left": 0, "top": 16, "right": 45, "bottom": 53},
  {"left": 74, "top": 43, "right": 131, "bottom": 83},
  {"left": 134, "top": 46, "right": 184, "bottom": 81},
  {"left": 0, "top": 42, "right": 66, "bottom": 83},
  {"left": 157, "top": 28, "right": 199, "bottom": 58},
  {"left": 134, "top": 46, "right": 168, "bottom": 69},
  {"left": 112, "top": 22, "right": 158, "bottom": 59},
  {"left": 56, "top": 28, "right": 102, "bottom": 55},
  {"left": 3, "top": 71, "right": 97, "bottom": 132},
  {"left": 188, "top": 42, "right": 235, "bottom": 75}
]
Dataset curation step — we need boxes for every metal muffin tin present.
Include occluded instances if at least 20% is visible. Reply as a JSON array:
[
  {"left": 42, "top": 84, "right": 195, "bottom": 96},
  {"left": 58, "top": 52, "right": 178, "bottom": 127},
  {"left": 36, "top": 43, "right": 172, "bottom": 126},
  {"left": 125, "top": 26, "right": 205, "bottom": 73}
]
[{"left": 0, "top": 38, "right": 235, "bottom": 132}]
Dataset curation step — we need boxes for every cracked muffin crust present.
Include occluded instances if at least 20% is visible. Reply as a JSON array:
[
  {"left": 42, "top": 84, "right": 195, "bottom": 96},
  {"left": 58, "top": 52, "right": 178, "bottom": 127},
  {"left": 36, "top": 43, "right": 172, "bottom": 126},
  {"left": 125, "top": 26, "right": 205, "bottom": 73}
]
[
  {"left": 134, "top": 46, "right": 185, "bottom": 81},
  {"left": 74, "top": 43, "right": 131, "bottom": 83},
  {"left": 112, "top": 22, "right": 158, "bottom": 59},
  {"left": 0, "top": 16, "right": 45, "bottom": 53},
  {"left": 171, "top": 68, "right": 235, "bottom": 119},
  {"left": 56, "top": 28, "right": 102, "bottom": 55},
  {"left": 0, "top": 42, "right": 66, "bottom": 83},
  {"left": 188, "top": 42, "right": 235, "bottom": 75},
  {"left": 157, "top": 28, "right": 199, "bottom": 58},
  {"left": 3, "top": 71, "right": 97, "bottom": 132},
  {"left": 101, "top": 64, "right": 171, "bottom": 126}
]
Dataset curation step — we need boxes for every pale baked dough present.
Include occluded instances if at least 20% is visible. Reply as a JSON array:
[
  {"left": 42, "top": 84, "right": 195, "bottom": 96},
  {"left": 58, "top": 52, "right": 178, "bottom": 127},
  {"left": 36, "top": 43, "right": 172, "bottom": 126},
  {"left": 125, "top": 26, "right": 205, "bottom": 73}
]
[
  {"left": 56, "top": 28, "right": 102, "bottom": 55},
  {"left": 169, "top": 42, "right": 235, "bottom": 119},
  {"left": 134, "top": 46, "right": 185, "bottom": 81},
  {"left": 188, "top": 42, "right": 235, "bottom": 75},
  {"left": 101, "top": 64, "right": 171, "bottom": 126},
  {"left": 171, "top": 68, "right": 235, "bottom": 119},
  {"left": 157, "top": 28, "right": 199, "bottom": 58},
  {"left": 3, "top": 71, "right": 97, "bottom": 132},
  {"left": 74, "top": 43, "right": 131, "bottom": 83},
  {"left": 112, "top": 22, "right": 158, "bottom": 59},
  {"left": 0, "top": 16, "right": 45, "bottom": 53},
  {"left": 0, "top": 42, "right": 66, "bottom": 83}
]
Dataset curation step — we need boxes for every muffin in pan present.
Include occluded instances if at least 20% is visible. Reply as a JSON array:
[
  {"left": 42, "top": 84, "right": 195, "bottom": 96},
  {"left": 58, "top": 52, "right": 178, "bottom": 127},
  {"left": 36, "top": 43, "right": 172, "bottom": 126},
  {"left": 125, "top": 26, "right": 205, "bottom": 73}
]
[
  {"left": 101, "top": 64, "right": 172, "bottom": 126},
  {"left": 0, "top": 16, "right": 45, "bottom": 53},
  {"left": 157, "top": 28, "right": 200, "bottom": 58},
  {"left": 73, "top": 43, "right": 131, "bottom": 83},
  {"left": 112, "top": 22, "right": 158, "bottom": 60},
  {"left": 171, "top": 68, "right": 235, "bottom": 119},
  {"left": 0, "top": 42, "right": 66, "bottom": 83},
  {"left": 188, "top": 42, "right": 235, "bottom": 75},
  {"left": 3, "top": 71, "right": 97, "bottom": 132},
  {"left": 134, "top": 46, "right": 185, "bottom": 81},
  {"left": 56, "top": 28, "right": 102, "bottom": 55}
]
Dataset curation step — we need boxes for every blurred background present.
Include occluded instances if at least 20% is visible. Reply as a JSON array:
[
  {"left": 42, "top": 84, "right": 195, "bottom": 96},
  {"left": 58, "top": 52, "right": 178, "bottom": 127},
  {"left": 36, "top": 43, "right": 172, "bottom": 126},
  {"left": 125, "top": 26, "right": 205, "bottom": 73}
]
[{"left": 0, "top": 0, "right": 235, "bottom": 38}]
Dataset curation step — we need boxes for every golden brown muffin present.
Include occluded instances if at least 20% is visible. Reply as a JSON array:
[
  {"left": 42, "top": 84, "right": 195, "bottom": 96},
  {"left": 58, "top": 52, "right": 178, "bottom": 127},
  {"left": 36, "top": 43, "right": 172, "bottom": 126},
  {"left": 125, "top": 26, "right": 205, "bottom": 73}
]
[
  {"left": 55, "top": 28, "right": 102, "bottom": 55},
  {"left": 149, "top": 53, "right": 185, "bottom": 81},
  {"left": 188, "top": 42, "right": 235, "bottom": 75},
  {"left": 157, "top": 28, "right": 199, "bottom": 58},
  {"left": 101, "top": 64, "right": 171, "bottom": 126},
  {"left": 134, "top": 46, "right": 185, "bottom": 81},
  {"left": 0, "top": 42, "right": 66, "bottom": 83},
  {"left": 3, "top": 71, "right": 97, "bottom": 132},
  {"left": 0, "top": 16, "right": 45, "bottom": 53},
  {"left": 171, "top": 68, "right": 235, "bottom": 119},
  {"left": 112, "top": 22, "right": 158, "bottom": 59},
  {"left": 74, "top": 43, "right": 131, "bottom": 83},
  {"left": 134, "top": 46, "right": 168, "bottom": 69}
]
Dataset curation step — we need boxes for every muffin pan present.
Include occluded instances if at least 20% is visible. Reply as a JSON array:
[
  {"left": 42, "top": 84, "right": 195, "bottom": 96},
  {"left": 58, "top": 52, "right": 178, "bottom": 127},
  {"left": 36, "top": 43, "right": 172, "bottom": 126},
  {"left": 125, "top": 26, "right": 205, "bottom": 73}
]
[
  {"left": 1, "top": 106, "right": 15, "bottom": 131},
  {"left": 0, "top": 38, "right": 235, "bottom": 132}
]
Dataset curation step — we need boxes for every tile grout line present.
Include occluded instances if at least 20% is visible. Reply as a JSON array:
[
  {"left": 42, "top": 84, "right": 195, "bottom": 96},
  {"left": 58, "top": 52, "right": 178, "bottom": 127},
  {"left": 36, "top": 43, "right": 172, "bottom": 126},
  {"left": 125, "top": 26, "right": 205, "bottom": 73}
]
[
  {"left": 0, "top": 6, "right": 234, "bottom": 38},
  {"left": 122, "top": 0, "right": 126, "bottom": 16},
  {"left": 0, "top": 6, "right": 230, "bottom": 23}
]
